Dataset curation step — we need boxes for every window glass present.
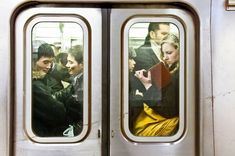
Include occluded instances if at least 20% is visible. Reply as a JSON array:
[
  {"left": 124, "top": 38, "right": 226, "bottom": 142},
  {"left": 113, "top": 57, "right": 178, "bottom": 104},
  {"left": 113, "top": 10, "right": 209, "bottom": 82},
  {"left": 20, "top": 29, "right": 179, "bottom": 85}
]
[
  {"left": 128, "top": 22, "right": 180, "bottom": 137},
  {"left": 31, "top": 22, "right": 84, "bottom": 137}
]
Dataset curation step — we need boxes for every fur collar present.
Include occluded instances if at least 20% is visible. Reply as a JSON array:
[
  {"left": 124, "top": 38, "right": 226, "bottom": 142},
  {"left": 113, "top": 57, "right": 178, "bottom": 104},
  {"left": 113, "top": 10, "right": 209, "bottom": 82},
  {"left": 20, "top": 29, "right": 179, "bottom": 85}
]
[{"left": 32, "top": 70, "right": 47, "bottom": 79}]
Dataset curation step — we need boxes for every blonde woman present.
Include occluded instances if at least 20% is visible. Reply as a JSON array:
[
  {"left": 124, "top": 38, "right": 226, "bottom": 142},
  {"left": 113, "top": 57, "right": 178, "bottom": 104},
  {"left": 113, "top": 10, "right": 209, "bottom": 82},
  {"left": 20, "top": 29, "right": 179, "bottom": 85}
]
[{"left": 134, "top": 33, "right": 180, "bottom": 136}]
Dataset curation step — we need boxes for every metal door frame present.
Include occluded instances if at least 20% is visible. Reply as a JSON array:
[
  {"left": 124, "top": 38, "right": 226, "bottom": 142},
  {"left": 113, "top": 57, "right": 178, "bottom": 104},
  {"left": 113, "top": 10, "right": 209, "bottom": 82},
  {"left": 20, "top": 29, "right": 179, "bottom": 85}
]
[{"left": 0, "top": 0, "right": 214, "bottom": 156}]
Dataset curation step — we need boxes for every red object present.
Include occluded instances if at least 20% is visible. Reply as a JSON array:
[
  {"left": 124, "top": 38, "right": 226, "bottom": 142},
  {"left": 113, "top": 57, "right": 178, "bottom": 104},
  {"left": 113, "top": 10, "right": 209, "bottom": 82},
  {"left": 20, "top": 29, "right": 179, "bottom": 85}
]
[{"left": 149, "top": 62, "right": 172, "bottom": 89}]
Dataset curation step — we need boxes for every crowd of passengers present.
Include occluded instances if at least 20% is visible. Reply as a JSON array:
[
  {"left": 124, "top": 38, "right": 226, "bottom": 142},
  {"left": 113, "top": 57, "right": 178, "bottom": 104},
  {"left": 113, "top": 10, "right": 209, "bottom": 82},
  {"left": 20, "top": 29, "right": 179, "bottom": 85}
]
[
  {"left": 32, "top": 43, "right": 83, "bottom": 137},
  {"left": 32, "top": 22, "right": 180, "bottom": 137},
  {"left": 129, "top": 23, "right": 180, "bottom": 136}
]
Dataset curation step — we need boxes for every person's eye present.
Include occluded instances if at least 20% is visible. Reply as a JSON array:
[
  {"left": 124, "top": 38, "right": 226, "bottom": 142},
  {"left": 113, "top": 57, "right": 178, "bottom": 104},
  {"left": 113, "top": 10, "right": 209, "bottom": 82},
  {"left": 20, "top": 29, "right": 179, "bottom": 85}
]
[
  {"left": 43, "top": 61, "right": 50, "bottom": 64},
  {"left": 162, "top": 32, "right": 168, "bottom": 35}
]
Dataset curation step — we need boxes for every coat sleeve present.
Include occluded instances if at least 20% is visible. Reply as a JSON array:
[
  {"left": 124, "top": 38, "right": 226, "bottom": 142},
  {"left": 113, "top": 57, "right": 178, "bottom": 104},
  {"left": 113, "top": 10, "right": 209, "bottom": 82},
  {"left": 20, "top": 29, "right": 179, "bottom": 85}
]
[
  {"left": 143, "top": 71, "right": 179, "bottom": 118},
  {"left": 64, "top": 76, "right": 83, "bottom": 123},
  {"left": 52, "top": 84, "right": 73, "bottom": 103}
]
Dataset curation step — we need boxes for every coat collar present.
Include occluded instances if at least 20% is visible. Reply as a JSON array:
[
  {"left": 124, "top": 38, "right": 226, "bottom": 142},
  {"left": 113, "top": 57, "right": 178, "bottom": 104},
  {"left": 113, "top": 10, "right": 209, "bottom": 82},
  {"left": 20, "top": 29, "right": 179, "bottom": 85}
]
[{"left": 32, "top": 70, "right": 47, "bottom": 80}]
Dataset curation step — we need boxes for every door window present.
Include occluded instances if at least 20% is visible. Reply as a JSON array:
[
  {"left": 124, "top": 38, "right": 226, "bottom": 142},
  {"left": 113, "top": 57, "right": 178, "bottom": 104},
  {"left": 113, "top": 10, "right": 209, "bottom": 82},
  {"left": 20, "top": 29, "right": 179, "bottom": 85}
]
[
  {"left": 25, "top": 16, "right": 90, "bottom": 143},
  {"left": 122, "top": 17, "right": 185, "bottom": 142}
]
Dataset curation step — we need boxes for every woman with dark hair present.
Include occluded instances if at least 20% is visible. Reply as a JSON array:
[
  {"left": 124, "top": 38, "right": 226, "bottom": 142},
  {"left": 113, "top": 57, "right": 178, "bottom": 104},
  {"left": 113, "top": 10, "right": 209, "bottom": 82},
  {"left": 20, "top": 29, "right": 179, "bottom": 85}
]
[
  {"left": 62, "top": 45, "right": 84, "bottom": 136},
  {"left": 32, "top": 44, "right": 84, "bottom": 137},
  {"left": 128, "top": 47, "right": 144, "bottom": 133}
]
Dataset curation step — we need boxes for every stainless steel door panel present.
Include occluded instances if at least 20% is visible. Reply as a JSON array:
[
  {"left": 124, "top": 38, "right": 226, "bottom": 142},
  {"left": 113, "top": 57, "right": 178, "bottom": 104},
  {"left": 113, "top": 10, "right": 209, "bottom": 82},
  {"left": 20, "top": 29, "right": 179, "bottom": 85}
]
[
  {"left": 14, "top": 7, "right": 102, "bottom": 156},
  {"left": 212, "top": 0, "right": 235, "bottom": 155},
  {"left": 110, "top": 7, "right": 198, "bottom": 156},
  {"left": 0, "top": 1, "right": 213, "bottom": 156}
]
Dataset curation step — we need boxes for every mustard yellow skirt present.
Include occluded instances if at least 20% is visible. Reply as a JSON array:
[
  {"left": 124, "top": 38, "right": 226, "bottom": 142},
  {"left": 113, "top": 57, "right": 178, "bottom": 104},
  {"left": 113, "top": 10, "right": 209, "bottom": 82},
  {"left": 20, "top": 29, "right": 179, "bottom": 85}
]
[{"left": 133, "top": 103, "right": 179, "bottom": 136}]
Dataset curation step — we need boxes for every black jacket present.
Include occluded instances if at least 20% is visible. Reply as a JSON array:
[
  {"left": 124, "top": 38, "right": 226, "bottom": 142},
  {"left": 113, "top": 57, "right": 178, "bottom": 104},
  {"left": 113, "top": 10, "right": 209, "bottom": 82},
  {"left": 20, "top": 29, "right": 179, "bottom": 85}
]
[
  {"left": 32, "top": 79, "right": 68, "bottom": 137},
  {"left": 65, "top": 74, "right": 83, "bottom": 129},
  {"left": 32, "top": 72, "right": 83, "bottom": 137},
  {"left": 129, "top": 73, "right": 145, "bottom": 131},
  {"left": 143, "top": 69, "right": 179, "bottom": 118},
  {"left": 134, "top": 42, "right": 160, "bottom": 71},
  {"left": 43, "top": 63, "right": 70, "bottom": 93},
  {"left": 55, "top": 73, "right": 83, "bottom": 135}
]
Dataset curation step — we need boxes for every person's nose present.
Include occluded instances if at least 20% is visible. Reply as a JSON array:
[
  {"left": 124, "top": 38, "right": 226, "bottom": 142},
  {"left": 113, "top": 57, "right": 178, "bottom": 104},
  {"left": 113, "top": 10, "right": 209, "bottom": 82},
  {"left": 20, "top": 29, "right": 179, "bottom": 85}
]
[
  {"left": 65, "top": 62, "right": 69, "bottom": 68},
  {"left": 46, "top": 63, "right": 52, "bottom": 69},
  {"left": 163, "top": 55, "right": 168, "bottom": 61}
]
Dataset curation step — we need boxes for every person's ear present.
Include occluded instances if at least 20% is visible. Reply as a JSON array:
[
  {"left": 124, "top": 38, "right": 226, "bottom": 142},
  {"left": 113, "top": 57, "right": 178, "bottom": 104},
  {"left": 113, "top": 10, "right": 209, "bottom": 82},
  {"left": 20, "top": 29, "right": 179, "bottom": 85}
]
[{"left": 149, "top": 31, "right": 156, "bottom": 39}]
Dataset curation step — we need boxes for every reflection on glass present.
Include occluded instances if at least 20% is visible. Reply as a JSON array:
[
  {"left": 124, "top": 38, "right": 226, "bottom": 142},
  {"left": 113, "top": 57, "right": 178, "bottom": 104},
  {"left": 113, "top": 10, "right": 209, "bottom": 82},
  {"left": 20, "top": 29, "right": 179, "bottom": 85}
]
[
  {"left": 31, "top": 22, "right": 83, "bottom": 137},
  {"left": 128, "top": 22, "right": 180, "bottom": 136}
]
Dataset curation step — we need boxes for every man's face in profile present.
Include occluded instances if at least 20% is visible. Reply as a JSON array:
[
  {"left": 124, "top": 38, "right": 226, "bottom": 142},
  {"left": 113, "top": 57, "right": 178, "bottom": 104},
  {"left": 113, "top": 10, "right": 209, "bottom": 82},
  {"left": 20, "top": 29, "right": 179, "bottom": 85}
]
[
  {"left": 36, "top": 56, "right": 54, "bottom": 74},
  {"left": 151, "top": 24, "right": 170, "bottom": 44}
]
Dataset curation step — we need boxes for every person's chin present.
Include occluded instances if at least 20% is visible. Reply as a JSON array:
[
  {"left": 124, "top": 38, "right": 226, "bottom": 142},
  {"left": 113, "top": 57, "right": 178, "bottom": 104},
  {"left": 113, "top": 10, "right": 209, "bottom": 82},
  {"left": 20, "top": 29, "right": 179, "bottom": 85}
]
[
  {"left": 43, "top": 70, "right": 49, "bottom": 74},
  {"left": 167, "top": 62, "right": 172, "bottom": 66}
]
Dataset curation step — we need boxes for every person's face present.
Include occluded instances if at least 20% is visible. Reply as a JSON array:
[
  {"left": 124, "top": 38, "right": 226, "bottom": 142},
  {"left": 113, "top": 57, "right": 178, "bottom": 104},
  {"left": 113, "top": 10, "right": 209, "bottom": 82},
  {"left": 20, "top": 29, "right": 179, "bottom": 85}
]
[
  {"left": 150, "top": 24, "right": 170, "bottom": 44},
  {"left": 66, "top": 53, "right": 83, "bottom": 76},
  {"left": 36, "top": 56, "right": 54, "bottom": 74},
  {"left": 162, "top": 43, "right": 179, "bottom": 66},
  {"left": 129, "top": 58, "right": 136, "bottom": 72}
]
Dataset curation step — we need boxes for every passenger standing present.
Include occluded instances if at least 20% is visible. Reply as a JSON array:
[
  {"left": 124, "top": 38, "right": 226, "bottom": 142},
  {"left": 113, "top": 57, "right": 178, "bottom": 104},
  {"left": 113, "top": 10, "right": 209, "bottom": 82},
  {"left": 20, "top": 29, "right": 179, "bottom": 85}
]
[
  {"left": 128, "top": 47, "right": 144, "bottom": 132},
  {"left": 134, "top": 22, "right": 170, "bottom": 71},
  {"left": 62, "top": 45, "right": 84, "bottom": 136},
  {"left": 133, "top": 33, "right": 180, "bottom": 136},
  {"left": 42, "top": 44, "right": 70, "bottom": 93},
  {"left": 32, "top": 43, "right": 68, "bottom": 137}
]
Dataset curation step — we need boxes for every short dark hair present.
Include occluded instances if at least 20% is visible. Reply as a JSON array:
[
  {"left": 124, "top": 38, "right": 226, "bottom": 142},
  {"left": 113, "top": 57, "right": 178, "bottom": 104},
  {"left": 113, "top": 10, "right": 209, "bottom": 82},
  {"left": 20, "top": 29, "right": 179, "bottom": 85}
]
[
  {"left": 148, "top": 22, "right": 169, "bottom": 32},
  {"left": 68, "top": 45, "right": 83, "bottom": 64},
  {"left": 145, "top": 22, "right": 170, "bottom": 43},
  {"left": 37, "top": 43, "right": 55, "bottom": 60},
  {"left": 56, "top": 52, "right": 68, "bottom": 66}
]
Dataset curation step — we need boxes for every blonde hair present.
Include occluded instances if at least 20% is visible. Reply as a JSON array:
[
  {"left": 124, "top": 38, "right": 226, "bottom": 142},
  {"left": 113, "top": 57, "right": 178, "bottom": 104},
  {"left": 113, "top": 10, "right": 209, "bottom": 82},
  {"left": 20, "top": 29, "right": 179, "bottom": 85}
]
[
  {"left": 160, "top": 33, "right": 180, "bottom": 73},
  {"left": 161, "top": 33, "right": 179, "bottom": 51}
]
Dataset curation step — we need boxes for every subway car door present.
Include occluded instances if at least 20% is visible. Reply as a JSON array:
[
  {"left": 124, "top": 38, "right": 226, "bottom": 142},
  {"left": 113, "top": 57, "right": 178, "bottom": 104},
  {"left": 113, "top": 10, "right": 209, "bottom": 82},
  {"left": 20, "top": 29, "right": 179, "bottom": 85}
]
[
  {"left": 109, "top": 3, "right": 213, "bottom": 156},
  {"left": 9, "top": 1, "right": 214, "bottom": 156},
  {"left": 13, "top": 6, "right": 103, "bottom": 156}
]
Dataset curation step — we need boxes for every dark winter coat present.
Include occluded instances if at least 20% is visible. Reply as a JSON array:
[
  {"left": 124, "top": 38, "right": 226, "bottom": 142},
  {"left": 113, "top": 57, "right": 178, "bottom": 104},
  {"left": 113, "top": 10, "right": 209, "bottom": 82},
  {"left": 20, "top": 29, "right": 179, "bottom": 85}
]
[
  {"left": 143, "top": 69, "right": 179, "bottom": 118},
  {"left": 43, "top": 63, "right": 70, "bottom": 93},
  {"left": 134, "top": 42, "right": 160, "bottom": 71},
  {"left": 32, "top": 71, "right": 83, "bottom": 137},
  {"left": 32, "top": 74, "right": 69, "bottom": 137}
]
